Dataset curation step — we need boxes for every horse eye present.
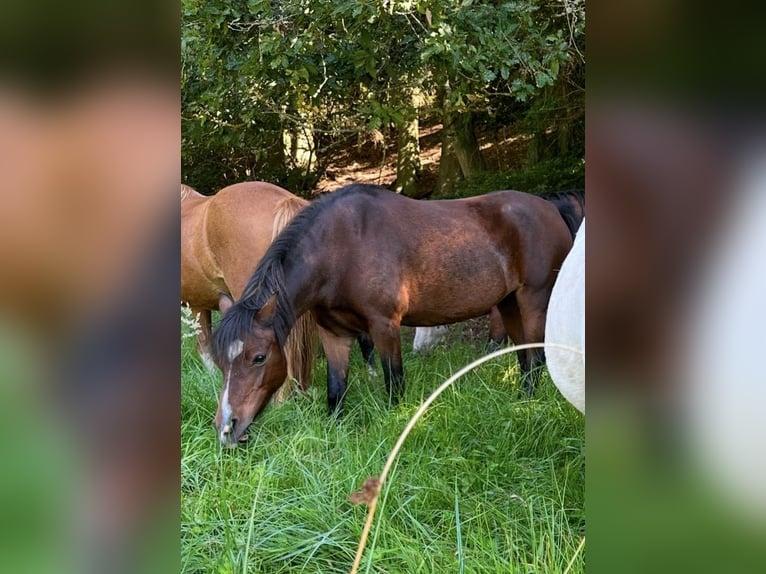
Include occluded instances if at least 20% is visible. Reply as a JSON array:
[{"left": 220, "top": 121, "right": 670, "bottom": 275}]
[{"left": 252, "top": 353, "right": 266, "bottom": 366}]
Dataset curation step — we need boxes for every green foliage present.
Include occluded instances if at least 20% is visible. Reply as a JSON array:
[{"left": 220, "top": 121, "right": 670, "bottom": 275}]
[
  {"left": 449, "top": 156, "right": 585, "bottom": 199},
  {"left": 181, "top": 322, "right": 584, "bottom": 573},
  {"left": 182, "top": 0, "right": 584, "bottom": 191}
]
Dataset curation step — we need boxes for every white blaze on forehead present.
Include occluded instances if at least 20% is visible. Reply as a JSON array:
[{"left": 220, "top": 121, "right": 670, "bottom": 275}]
[
  {"left": 226, "top": 339, "right": 244, "bottom": 362},
  {"left": 220, "top": 383, "right": 232, "bottom": 424}
]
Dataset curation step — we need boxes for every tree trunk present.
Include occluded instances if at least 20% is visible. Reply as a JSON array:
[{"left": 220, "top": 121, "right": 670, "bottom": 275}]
[
  {"left": 283, "top": 117, "right": 315, "bottom": 173},
  {"left": 435, "top": 111, "right": 462, "bottom": 197},
  {"left": 394, "top": 97, "right": 421, "bottom": 196},
  {"left": 527, "top": 130, "right": 544, "bottom": 165},
  {"left": 436, "top": 107, "right": 485, "bottom": 197},
  {"left": 453, "top": 112, "right": 485, "bottom": 177},
  {"left": 259, "top": 118, "right": 286, "bottom": 179}
]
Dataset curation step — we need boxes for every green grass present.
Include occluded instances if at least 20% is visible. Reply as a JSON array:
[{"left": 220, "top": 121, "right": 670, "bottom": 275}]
[{"left": 181, "top": 326, "right": 584, "bottom": 574}]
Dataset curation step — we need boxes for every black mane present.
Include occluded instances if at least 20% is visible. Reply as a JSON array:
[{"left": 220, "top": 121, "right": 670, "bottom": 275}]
[
  {"left": 538, "top": 189, "right": 585, "bottom": 240},
  {"left": 212, "top": 183, "right": 384, "bottom": 362}
]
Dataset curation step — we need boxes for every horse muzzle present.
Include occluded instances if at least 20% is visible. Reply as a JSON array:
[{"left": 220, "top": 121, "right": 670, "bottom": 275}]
[{"left": 217, "top": 418, "right": 250, "bottom": 447}]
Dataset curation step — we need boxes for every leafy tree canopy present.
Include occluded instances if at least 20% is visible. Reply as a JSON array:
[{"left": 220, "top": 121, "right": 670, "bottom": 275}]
[{"left": 182, "top": 0, "right": 584, "bottom": 192}]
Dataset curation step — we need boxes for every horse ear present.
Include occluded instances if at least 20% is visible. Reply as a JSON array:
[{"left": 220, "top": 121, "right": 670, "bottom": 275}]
[
  {"left": 218, "top": 293, "right": 234, "bottom": 314},
  {"left": 257, "top": 295, "right": 278, "bottom": 321}
]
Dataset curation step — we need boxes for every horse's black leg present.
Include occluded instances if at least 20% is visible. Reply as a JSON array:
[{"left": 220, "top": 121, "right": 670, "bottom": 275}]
[
  {"left": 369, "top": 321, "right": 404, "bottom": 405},
  {"left": 380, "top": 354, "right": 404, "bottom": 405},
  {"left": 357, "top": 333, "right": 376, "bottom": 374},
  {"left": 318, "top": 328, "right": 354, "bottom": 416},
  {"left": 486, "top": 338, "right": 503, "bottom": 353},
  {"left": 487, "top": 306, "right": 508, "bottom": 352},
  {"left": 496, "top": 294, "right": 530, "bottom": 377},
  {"left": 514, "top": 287, "right": 550, "bottom": 396},
  {"left": 522, "top": 350, "right": 545, "bottom": 395}
]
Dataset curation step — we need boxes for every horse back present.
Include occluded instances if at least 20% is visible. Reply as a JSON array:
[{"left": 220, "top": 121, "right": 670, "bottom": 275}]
[
  {"left": 181, "top": 184, "right": 204, "bottom": 201},
  {"left": 302, "top": 187, "right": 571, "bottom": 324}
]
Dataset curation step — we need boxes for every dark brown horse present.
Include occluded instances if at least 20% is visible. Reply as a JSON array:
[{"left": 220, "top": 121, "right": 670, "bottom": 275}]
[
  {"left": 181, "top": 181, "right": 318, "bottom": 401},
  {"left": 212, "top": 183, "right": 572, "bottom": 445}
]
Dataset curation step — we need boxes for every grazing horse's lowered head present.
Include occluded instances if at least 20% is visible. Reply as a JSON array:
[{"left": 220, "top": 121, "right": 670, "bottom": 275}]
[{"left": 212, "top": 294, "right": 289, "bottom": 446}]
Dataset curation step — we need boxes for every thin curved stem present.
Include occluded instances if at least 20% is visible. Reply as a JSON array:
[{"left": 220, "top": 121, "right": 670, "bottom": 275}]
[{"left": 349, "top": 342, "right": 583, "bottom": 574}]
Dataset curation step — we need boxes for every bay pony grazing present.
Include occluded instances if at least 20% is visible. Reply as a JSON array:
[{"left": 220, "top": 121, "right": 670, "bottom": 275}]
[
  {"left": 212, "top": 183, "right": 572, "bottom": 445},
  {"left": 181, "top": 181, "right": 318, "bottom": 400},
  {"left": 545, "top": 220, "right": 585, "bottom": 413}
]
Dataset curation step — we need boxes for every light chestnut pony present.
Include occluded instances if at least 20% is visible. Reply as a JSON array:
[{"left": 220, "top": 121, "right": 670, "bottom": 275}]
[{"left": 181, "top": 181, "right": 317, "bottom": 402}]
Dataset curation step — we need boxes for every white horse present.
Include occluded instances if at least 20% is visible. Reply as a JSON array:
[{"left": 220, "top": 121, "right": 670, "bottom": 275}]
[
  {"left": 545, "top": 220, "right": 585, "bottom": 413},
  {"left": 682, "top": 157, "right": 766, "bottom": 519},
  {"left": 412, "top": 325, "right": 450, "bottom": 352}
]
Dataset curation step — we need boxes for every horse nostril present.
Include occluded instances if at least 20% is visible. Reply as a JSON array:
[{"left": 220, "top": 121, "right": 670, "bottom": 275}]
[{"left": 222, "top": 418, "right": 238, "bottom": 436}]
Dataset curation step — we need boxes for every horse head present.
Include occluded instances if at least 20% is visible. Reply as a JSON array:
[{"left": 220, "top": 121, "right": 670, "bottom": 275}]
[{"left": 213, "top": 293, "right": 287, "bottom": 446}]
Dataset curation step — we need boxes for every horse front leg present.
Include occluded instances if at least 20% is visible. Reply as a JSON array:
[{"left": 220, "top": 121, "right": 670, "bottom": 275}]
[
  {"left": 356, "top": 333, "right": 377, "bottom": 376},
  {"left": 318, "top": 327, "right": 354, "bottom": 416},
  {"left": 192, "top": 307, "right": 214, "bottom": 371},
  {"left": 368, "top": 320, "right": 404, "bottom": 405}
]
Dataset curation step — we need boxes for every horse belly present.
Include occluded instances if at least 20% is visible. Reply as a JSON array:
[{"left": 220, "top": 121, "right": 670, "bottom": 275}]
[
  {"left": 402, "top": 279, "right": 508, "bottom": 326},
  {"left": 402, "top": 256, "right": 511, "bottom": 325}
]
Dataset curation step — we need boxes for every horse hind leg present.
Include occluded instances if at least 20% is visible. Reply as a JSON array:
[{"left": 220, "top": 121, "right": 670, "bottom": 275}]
[
  {"left": 496, "top": 294, "right": 529, "bottom": 373},
  {"left": 514, "top": 287, "right": 551, "bottom": 395},
  {"left": 368, "top": 319, "right": 404, "bottom": 406},
  {"left": 487, "top": 306, "right": 509, "bottom": 351}
]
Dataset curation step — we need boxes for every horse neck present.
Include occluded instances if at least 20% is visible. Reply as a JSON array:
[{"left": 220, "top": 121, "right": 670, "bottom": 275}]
[{"left": 280, "top": 251, "right": 320, "bottom": 322}]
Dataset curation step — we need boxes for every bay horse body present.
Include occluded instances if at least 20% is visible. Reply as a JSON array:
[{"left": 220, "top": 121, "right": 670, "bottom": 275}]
[
  {"left": 414, "top": 189, "right": 585, "bottom": 351},
  {"left": 212, "top": 183, "right": 572, "bottom": 445},
  {"left": 181, "top": 181, "right": 317, "bottom": 397}
]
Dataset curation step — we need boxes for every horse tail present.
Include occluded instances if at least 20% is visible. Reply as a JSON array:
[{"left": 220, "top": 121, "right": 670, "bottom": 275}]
[
  {"left": 271, "top": 195, "right": 309, "bottom": 241},
  {"left": 272, "top": 195, "right": 318, "bottom": 400},
  {"left": 541, "top": 189, "right": 585, "bottom": 241}
]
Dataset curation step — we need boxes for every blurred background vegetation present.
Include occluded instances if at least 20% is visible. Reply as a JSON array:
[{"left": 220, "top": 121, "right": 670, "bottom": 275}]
[{"left": 182, "top": 0, "right": 584, "bottom": 198}]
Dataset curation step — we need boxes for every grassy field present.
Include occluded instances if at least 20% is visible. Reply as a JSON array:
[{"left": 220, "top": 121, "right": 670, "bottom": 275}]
[{"left": 181, "top": 324, "right": 584, "bottom": 574}]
